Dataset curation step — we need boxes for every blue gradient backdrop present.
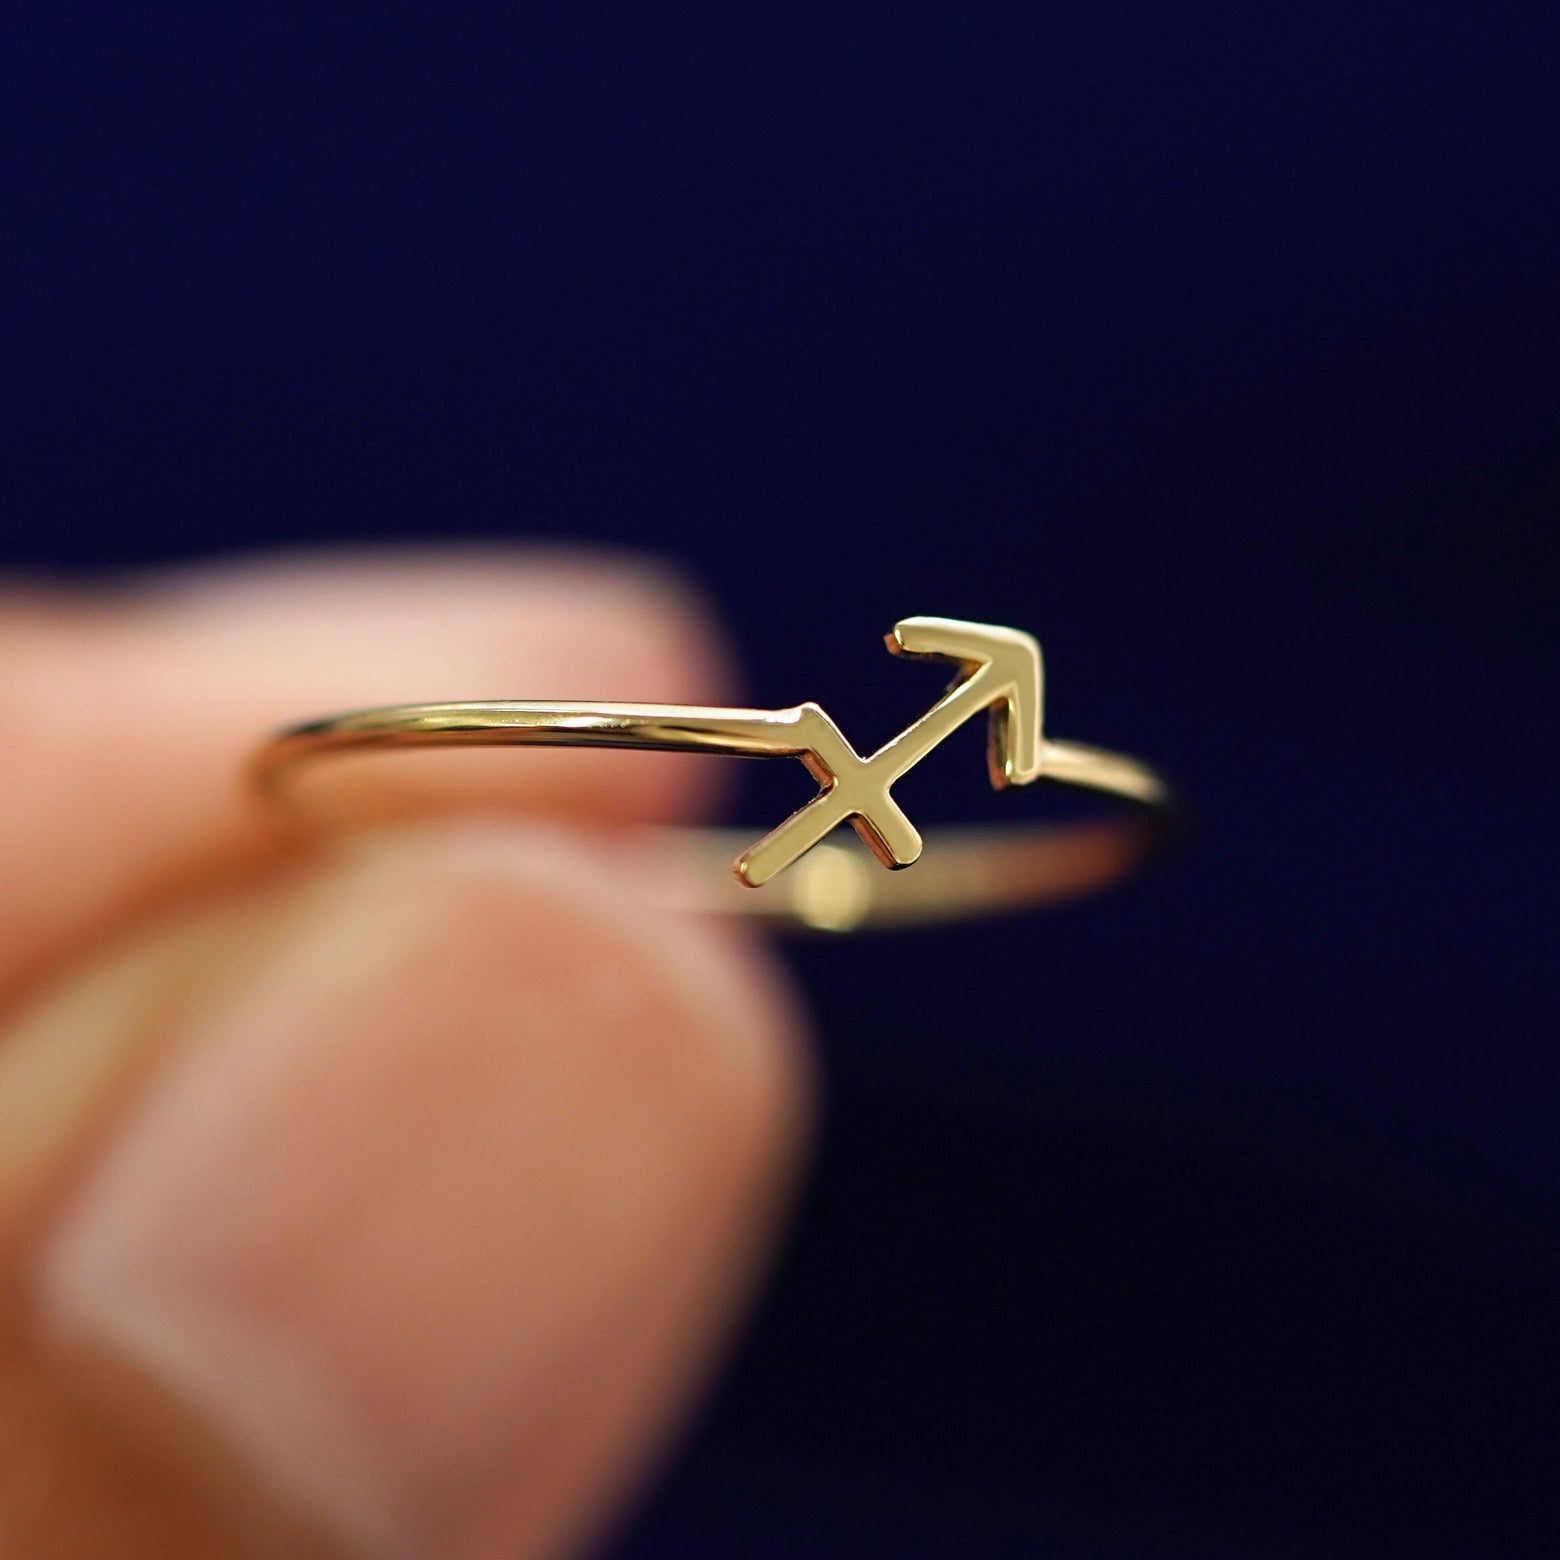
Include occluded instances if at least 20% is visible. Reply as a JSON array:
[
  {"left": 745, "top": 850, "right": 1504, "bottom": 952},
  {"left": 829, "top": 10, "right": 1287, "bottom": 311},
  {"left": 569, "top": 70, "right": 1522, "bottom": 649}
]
[{"left": 6, "top": 5, "right": 1558, "bottom": 1554}]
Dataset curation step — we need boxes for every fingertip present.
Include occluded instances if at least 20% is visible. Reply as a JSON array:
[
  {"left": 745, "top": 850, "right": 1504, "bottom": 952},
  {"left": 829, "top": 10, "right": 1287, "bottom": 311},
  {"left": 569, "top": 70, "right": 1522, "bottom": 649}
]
[{"left": 0, "top": 546, "right": 744, "bottom": 996}]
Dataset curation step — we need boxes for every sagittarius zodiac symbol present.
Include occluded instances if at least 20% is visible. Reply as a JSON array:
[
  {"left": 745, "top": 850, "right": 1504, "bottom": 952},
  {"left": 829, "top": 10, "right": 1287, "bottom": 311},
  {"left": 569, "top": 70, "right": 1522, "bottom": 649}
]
[{"left": 684, "top": 616, "right": 1045, "bottom": 885}]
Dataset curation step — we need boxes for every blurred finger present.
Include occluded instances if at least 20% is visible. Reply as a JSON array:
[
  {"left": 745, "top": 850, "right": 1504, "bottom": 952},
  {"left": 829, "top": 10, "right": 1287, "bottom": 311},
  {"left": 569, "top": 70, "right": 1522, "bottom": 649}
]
[
  {"left": 1, "top": 823, "right": 810, "bottom": 1558},
  {"left": 0, "top": 547, "right": 734, "bottom": 1001}
]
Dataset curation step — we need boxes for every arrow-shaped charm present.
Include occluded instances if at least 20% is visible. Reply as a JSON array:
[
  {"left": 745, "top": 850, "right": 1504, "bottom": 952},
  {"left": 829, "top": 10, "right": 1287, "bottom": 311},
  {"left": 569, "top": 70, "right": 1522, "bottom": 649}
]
[{"left": 733, "top": 616, "right": 1043, "bottom": 885}]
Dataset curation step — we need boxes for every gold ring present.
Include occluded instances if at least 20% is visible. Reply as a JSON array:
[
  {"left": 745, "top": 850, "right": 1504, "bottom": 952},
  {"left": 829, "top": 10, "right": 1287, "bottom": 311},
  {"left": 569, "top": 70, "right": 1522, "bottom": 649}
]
[{"left": 252, "top": 616, "right": 1175, "bottom": 932}]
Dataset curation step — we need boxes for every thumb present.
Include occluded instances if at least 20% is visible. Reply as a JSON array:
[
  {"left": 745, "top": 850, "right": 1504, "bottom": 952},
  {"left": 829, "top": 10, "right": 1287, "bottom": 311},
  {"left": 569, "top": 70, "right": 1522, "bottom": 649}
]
[{"left": 0, "top": 824, "right": 812, "bottom": 1559}]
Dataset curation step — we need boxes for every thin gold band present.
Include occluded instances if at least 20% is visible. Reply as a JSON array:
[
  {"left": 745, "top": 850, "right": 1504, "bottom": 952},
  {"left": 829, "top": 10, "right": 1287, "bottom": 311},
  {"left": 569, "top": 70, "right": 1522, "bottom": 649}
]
[{"left": 252, "top": 616, "right": 1175, "bottom": 932}]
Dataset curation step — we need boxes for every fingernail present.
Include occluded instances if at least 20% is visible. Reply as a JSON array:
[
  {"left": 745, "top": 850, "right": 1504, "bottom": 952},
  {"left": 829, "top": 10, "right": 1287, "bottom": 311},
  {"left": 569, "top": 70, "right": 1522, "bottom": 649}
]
[{"left": 37, "top": 826, "right": 807, "bottom": 1559}]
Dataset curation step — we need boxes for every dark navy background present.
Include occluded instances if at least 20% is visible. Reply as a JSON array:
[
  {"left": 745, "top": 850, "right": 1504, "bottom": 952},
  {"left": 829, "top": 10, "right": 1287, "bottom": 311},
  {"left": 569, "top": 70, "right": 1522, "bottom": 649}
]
[{"left": 6, "top": 5, "right": 1559, "bottom": 1554}]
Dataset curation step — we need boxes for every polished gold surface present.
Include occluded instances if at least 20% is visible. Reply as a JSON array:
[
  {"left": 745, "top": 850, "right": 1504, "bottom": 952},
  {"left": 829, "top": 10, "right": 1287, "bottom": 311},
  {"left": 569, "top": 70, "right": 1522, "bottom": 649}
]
[{"left": 254, "top": 616, "right": 1174, "bottom": 930}]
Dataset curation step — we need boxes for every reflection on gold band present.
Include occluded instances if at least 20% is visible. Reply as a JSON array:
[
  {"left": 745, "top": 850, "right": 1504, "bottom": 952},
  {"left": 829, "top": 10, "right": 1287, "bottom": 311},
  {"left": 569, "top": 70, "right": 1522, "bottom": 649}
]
[
  {"left": 633, "top": 819, "right": 1160, "bottom": 933},
  {"left": 252, "top": 616, "right": 1174, "bottom": 931}
]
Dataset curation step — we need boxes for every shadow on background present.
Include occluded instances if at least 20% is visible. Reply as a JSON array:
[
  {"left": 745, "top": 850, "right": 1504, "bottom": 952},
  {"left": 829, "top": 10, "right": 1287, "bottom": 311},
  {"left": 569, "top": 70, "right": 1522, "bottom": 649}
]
[{"left": 6, "top": 3, "right": 1558, "bottom": 1554}]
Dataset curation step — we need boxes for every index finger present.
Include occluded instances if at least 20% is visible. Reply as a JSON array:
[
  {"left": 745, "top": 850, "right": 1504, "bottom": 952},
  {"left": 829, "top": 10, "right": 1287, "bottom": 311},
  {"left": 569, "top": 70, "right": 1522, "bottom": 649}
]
[{"left": 0, "top": 547, "right": 735, "bottom": 1003}]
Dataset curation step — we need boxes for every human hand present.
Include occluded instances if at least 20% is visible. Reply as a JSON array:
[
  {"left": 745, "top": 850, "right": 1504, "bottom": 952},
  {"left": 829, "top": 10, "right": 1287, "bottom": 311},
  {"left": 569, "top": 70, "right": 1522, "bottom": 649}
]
[{"left": 0, "top": 549, "right": 812, "bottom": 1558}]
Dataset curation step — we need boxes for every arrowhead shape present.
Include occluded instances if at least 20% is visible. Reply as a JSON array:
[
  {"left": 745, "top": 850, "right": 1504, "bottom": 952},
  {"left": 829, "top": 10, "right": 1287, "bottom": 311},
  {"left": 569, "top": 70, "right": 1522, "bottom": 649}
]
[{"left": 886, "top": 616, "right": 1044, "bottom": 786}]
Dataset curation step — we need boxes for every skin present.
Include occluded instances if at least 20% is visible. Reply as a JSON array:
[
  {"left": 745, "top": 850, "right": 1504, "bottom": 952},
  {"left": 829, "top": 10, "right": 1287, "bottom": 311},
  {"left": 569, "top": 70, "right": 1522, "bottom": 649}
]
[{"left": 0, "top": 549, "right": 814, "bottom": 1559}]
